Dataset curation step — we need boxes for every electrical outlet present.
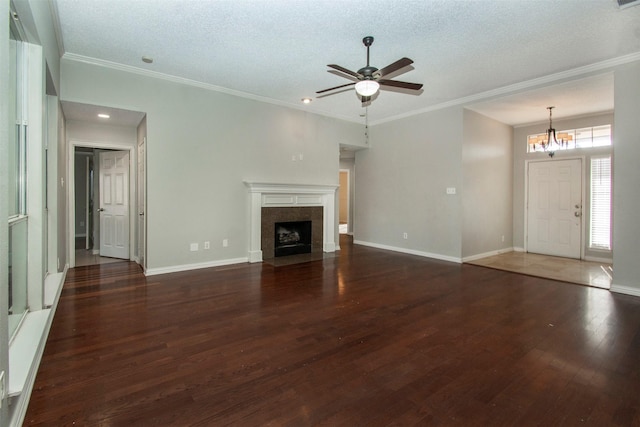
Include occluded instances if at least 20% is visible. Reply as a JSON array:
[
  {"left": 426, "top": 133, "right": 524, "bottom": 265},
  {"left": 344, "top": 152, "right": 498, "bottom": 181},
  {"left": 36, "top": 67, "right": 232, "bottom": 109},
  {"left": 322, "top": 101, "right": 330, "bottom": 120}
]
[
  {"left": 190, "top": 243, "right": 199, "bottom": 251},
  {"left": 403, "top": 232, "right": 408, "bottom": 239},
  {"left": 204, "top": 241, "right": 210, "bottom": 250},
  {"left": 223, "top": 239, "right": 229, "bottom": 247},
  {"left": 446, "top": 187, "right": 456, "bottom": 195}
]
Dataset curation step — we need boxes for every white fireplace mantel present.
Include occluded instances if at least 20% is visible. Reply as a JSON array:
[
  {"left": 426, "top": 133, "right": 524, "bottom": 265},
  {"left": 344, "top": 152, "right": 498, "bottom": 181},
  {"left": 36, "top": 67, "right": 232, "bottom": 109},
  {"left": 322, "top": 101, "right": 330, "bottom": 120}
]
[{"left": 244, "top": 182, "right": 338, "bottom": 263}]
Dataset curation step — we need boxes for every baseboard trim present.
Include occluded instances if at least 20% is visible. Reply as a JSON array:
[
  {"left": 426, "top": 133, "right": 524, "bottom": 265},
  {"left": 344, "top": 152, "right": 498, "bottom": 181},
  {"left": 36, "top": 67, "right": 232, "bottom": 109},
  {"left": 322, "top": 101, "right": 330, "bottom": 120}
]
[
  {"left": 145, "top": 257, "right": 249, "bottom": 276},
  {"left": 353, "top": 240, "right": 461, "bottom": 264},
  {"left": 462, "top": 247, "right": 514, "bottom": 263},
  {"left": 610, "top": 284, "right": 640, "bottom": 298}
]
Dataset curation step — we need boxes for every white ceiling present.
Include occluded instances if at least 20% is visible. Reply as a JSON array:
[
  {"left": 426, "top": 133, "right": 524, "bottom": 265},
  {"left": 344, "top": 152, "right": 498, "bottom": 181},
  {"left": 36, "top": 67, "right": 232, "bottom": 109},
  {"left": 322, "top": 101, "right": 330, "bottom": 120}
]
[{"left": 53, "top": 0, "right": 640, "bottom": 127}]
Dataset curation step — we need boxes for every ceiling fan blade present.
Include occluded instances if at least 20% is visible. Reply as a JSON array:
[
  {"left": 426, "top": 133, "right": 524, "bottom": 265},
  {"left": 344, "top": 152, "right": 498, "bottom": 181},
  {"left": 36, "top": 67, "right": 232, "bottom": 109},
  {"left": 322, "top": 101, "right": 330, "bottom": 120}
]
[
  {"left": 316, "top": 82, "right": 356, "bottom": 94},
  {"left": 378, "top": 79, "right": 423, "bottom": 91},
  {"left": 328, "top": 69, "right": 358, "bottom": 81},
  {"left": 376, "top": 57, "right": 413, "bottom": 78},
  {"left": 327, "top": 64, "right": 362, "bottom": 78}
]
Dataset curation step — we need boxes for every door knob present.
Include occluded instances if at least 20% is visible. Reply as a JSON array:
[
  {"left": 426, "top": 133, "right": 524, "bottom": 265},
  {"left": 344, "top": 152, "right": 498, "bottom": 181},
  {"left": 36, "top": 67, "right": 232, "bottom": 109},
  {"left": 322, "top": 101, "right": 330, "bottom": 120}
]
[
  {"left": 574, "top": 211, "right": 581, "bottom": 217},
  {"left": 139, "top": 212, "right": 144, "bottom": 216},
  {"left": 97, "top": 208, "right": 105, "bottom": 212}
]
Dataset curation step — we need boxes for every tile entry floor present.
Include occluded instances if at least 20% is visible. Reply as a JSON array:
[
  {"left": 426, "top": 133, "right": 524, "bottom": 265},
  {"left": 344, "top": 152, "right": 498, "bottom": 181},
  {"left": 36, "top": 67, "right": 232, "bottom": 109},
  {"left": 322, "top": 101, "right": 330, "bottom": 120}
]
[
  {"left": 466, "top": 251, "right": 612, "bottom": 289},
  {"left": 75, "top": 249, "right": 127, "bottom": 267}
]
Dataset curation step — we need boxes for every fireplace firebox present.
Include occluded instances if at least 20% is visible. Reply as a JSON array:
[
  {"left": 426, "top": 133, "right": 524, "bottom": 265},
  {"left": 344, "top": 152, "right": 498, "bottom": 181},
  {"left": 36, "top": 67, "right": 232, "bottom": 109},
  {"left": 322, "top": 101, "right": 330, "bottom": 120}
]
[{"left": 274, "top": 221, "right": 312, "bottom": 257}]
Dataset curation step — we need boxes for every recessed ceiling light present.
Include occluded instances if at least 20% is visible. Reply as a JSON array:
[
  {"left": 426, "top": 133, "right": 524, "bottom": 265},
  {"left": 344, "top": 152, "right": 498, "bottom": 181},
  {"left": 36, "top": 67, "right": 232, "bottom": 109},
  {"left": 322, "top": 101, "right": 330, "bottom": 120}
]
[
  {"left": 142, "top": 56, "right": 153, "bottom": 64},
  {"left": 97, "top": 113, "right": 110, "bottom": 119},
  {"left": 301, "top": 98, "right": 312, "bottom": 104}
]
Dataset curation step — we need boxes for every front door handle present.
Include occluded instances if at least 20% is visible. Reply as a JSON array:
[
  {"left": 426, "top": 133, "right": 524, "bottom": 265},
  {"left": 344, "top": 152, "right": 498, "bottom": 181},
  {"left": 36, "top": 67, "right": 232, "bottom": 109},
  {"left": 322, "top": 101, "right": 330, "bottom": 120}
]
[{"left": 97, "top": 208, "right": 105, "bottom": 212}]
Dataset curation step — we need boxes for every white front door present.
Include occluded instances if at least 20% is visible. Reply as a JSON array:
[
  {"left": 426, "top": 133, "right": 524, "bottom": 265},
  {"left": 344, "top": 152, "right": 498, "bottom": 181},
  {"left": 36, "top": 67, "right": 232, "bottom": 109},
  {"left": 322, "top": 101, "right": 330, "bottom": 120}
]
[
  {"left": 527, "top": 159, "right": 582, "bottom": 259},
  {"left": 99, "top": 151, "right": 130, "bottom": 259}
]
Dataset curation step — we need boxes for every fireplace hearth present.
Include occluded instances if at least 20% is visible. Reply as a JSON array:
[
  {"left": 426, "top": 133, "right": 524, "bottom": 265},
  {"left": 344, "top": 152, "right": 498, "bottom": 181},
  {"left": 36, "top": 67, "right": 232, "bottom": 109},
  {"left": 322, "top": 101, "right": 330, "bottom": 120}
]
[{"left": 274, "top": 221, "right": 312, "bottom": 257}]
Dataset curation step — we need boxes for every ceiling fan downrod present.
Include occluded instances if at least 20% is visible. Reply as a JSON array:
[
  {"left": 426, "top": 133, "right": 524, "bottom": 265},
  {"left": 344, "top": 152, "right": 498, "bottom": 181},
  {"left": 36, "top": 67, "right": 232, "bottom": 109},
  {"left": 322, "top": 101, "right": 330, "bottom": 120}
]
[{"left": 359, "top": 36, "right": 377, "bottom": 79}]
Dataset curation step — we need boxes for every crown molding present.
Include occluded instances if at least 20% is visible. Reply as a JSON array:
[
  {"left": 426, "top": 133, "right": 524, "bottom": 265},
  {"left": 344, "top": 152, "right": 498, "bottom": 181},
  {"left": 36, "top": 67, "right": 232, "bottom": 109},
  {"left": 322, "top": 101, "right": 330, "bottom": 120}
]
[
  {"left": 61, "top": 53, "right": 358, "bottom": 123},
  {"left": 371, "top": 51, "right": 640, "bottom": 126},
  {"left": 62, "top": 51, "right": 640, "bottom": 127}
]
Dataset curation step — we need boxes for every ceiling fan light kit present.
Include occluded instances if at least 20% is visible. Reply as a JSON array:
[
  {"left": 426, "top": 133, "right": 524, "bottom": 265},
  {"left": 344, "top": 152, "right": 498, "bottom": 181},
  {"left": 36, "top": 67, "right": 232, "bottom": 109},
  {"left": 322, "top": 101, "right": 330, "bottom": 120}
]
[
  {"left": 317, "top": 36, "right": 423, "bottom": 106},
  {"left": 355, "top": 80, "right": 380, "bottom": 96}
]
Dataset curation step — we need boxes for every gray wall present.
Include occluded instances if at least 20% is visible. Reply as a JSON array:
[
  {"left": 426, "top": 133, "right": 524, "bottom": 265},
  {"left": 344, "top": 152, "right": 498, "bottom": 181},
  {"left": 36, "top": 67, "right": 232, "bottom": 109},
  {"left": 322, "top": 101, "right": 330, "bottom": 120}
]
[
  {"left": 612, "top": 61, "right": 640, "bottom": 295},
  {"left": 61, "top": 59, "right": 362, "bottom": 270},
  {"left": 462, "top": 109, "right": 513, "bottom": 258},
  {"left": 512, "top": 112, "right": 614, "bottom": 259},
  {"left": 355, "top": 106, "right": 464, "bottom": 259}
]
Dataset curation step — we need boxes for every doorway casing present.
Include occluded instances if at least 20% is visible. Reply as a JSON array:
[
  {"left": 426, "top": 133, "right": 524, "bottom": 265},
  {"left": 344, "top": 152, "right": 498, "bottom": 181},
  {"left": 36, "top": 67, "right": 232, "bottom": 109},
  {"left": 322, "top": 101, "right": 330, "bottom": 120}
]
[{"left": 67, "top": 140, "right": 138, "bottom": 268}]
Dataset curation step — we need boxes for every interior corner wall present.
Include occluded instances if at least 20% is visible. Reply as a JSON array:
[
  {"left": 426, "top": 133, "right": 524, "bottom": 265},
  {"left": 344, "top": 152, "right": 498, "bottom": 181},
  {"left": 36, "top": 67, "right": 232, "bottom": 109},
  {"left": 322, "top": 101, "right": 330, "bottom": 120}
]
[
  {"left": 60, "top": 59, "right": 362, "bottom": 271},
  {"left": 612, "top": 61, "right": 640, "bottom": 296},
  {"left": 354, "top": 106, "right": 464, "bottom": 259},
  {"left": 13, "top": 0, "right": 60, "bottom": 95},
  {"left": 461, "top": 109, "right": 513, "bottom": 259}
]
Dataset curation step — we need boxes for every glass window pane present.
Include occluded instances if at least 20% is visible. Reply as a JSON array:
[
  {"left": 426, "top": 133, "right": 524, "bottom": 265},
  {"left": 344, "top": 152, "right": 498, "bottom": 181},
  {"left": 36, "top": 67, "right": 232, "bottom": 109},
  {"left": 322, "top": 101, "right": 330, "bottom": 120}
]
[
  {"left": 590, "top": 156, "right": 612, "bottom": 250},
  {"left": 9, "top": 33, "right": 19, "bottom": 216},
  {"left": 528, "top": 125, "right": 611, "bottom": 153},
  {"left": 8, "top": 219, "right": 28, "bottom": 339}
]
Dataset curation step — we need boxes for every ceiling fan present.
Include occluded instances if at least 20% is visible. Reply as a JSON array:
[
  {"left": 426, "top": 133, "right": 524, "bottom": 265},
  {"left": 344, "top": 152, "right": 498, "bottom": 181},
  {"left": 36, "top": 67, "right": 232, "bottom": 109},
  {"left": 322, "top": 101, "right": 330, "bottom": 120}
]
[{"left": 317, "top": 36, "right": 423, "bottom": 106}]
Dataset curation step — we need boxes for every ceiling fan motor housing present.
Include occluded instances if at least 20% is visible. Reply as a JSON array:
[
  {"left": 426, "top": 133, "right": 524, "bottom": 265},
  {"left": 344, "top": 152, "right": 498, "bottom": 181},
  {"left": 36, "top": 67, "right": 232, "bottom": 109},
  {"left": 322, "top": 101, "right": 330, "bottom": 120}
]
[{"left": 358, "top": 66, "right": 379, "bottom": 80}]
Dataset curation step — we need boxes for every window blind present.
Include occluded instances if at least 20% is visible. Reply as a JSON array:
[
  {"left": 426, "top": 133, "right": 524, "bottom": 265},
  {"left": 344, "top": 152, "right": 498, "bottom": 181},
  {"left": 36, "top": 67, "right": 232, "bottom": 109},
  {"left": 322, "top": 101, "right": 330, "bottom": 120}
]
[{"left": 590, "top": 156, "right": 611, "bottom": 250}]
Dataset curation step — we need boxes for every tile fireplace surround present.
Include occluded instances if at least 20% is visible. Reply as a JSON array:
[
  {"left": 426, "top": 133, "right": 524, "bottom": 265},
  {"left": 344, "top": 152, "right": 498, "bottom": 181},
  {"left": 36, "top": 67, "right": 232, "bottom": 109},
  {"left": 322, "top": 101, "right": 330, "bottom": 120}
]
[{"left": 244, "top": 182, "right": 338, "bottom": 263}]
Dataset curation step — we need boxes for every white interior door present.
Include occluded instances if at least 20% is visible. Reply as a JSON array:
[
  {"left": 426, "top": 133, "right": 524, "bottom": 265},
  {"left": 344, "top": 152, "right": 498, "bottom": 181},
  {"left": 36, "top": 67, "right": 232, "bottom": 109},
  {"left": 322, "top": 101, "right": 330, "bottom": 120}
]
[
  {"left": 527, "top": 159, "right": 582, "bottom": 259},
  {"left": 99, "top": 151, "right": 130, "bottom": 259},
  {"left": 137, "top": 138, "right": 146, "bottom": 269}
]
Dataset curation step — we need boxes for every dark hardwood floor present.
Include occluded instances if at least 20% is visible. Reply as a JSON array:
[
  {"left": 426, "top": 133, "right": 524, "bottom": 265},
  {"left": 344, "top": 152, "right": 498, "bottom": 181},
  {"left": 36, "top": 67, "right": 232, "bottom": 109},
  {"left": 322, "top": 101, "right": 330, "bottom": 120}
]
[{"left": 25, "top": 236, "right": 640, "bottom": 426}]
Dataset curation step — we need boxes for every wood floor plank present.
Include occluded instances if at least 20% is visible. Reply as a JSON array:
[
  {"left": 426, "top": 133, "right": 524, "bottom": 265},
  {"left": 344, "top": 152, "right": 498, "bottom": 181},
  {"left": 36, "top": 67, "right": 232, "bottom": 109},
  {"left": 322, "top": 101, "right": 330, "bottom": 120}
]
[{"left": 24, "top": 236, "right": 640, "bottom": 426}]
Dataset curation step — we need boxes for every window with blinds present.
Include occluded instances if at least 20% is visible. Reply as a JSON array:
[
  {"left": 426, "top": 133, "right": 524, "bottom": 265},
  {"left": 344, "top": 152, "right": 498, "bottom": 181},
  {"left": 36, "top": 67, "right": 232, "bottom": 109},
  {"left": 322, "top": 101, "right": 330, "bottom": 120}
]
[{"left": 590, "top": 156, "right": 612, "bottom": 250}]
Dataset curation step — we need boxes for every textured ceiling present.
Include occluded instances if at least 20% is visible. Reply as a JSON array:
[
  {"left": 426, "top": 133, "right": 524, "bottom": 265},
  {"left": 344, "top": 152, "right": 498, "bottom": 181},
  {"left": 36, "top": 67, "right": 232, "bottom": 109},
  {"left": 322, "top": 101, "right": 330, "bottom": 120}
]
[{"left": 53, "top": 0, "right": 640, "bottom": 126}]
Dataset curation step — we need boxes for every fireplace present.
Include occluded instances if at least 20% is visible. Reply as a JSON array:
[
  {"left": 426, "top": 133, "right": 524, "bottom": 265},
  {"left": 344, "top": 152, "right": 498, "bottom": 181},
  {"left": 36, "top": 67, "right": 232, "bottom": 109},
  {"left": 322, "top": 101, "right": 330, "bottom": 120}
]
[
  {"left": 274, "top": 221, "right": 312, "bottom": 257},
  {"left": 261, "top": 206, "right": 323, "bottom": 259},
  {"left": 244, "top": 182, "right": 338, "bottom": 263}
]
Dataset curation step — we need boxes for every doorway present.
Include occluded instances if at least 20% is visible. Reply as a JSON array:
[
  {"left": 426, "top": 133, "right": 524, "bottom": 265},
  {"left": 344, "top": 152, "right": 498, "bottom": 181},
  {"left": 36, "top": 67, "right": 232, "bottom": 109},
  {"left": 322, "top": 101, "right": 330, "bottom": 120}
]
[
  {"left": 527, "top": 158, "right": 583, "bottom": 259},
  {"left": 69, "top": 142, "right": 136, "bottom": 267},
  {"left": 339, "top": 170, "right": 349, "bottom": 234}
]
